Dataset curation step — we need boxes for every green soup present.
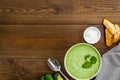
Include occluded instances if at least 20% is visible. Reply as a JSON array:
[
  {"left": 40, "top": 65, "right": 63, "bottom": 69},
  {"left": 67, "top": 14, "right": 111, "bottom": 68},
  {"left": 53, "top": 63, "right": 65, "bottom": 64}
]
[{"left": 64, "top": 43, "right": 101, "bottom": 80}]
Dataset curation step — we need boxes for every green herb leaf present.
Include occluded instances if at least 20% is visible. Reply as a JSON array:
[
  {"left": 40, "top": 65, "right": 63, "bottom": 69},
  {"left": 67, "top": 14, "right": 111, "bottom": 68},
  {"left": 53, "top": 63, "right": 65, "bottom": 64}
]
[
  {"left": 82, "top": 62, "right": 92, "bottom": 68},
  {"left": 85, "top": 55, "right": 91, "bottom": 60},
  {"left": 90, "top": 56, "right": 97, "bottom": 64}
]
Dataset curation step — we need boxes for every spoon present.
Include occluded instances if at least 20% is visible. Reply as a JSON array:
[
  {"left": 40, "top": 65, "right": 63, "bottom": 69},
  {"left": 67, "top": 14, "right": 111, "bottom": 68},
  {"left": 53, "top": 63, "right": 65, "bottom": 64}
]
[{"left": 47, "top": 58, "right": 69, "bottom": 80}]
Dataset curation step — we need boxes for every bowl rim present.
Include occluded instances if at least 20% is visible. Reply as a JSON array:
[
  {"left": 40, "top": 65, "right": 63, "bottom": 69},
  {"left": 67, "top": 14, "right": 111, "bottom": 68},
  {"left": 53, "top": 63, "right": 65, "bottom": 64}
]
[{"left": 64, "top": 43, "right": 102, "bottom": 80}]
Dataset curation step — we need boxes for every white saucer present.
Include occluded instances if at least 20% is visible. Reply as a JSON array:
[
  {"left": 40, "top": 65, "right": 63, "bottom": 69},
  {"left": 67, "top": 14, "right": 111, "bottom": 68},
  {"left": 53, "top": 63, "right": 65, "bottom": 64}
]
[{"left": 83, "top": 27, "right": 101, "bottom": 44}]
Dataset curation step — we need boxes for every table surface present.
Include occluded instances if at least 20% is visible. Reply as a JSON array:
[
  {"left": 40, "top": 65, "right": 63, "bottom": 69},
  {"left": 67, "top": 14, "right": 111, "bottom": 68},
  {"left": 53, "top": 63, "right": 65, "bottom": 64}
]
[{"left": 0, "top": 0, "right": 120, "bottom": 80}]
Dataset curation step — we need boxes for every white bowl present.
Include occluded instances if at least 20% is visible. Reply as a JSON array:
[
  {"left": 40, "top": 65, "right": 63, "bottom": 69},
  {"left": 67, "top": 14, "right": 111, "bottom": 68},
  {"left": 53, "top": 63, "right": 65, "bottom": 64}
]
[
  {"left": 84, "top": 27, "right": 101, "bottom": 44},
  {"left": 64, "top": 43, "right": 102, "bottom": 80}
]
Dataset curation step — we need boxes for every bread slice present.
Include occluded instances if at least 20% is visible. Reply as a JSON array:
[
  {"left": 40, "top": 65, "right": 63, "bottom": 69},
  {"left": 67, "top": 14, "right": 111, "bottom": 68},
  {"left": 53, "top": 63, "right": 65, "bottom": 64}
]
[
  {"left": 105, "top": 29, "right": 114, "bottom": 46},
  {"left": 103, "top": 19, "right": 116, "bottom": 34},
  {"left": 113, "top": 24, "right": 120, "bottom": 42}
]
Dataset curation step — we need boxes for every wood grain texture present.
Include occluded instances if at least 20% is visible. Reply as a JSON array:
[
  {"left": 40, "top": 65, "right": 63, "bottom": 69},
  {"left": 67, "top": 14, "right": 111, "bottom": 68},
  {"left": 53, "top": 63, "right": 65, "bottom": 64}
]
[
  {"left": 0, "top": 25, "right": 107, "bottom": 59},
  {"left": 0, "top": 0, "right": 120, "bottom": 80},
  {"left": 0, "top": 0, "right": 120, "bottom": 24},
  {"left": 0, "top": 25, "right": 119, "bottom": 80},
  {"left": 0, "top": 58, "right": 54, "bottom": 80}
]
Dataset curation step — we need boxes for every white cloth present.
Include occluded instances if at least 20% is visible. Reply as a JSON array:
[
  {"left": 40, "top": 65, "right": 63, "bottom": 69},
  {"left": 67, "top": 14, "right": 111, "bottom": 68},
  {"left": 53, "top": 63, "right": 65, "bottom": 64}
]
[{"left": 95, "top": 43, "right": 120, "bottom": 80}]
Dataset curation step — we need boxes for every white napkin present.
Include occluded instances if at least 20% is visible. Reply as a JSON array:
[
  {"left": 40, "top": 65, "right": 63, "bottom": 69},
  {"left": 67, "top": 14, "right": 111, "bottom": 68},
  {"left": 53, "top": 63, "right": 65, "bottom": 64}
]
[{"left": 95, "top": 43, "right": 120, "bottom": 80}]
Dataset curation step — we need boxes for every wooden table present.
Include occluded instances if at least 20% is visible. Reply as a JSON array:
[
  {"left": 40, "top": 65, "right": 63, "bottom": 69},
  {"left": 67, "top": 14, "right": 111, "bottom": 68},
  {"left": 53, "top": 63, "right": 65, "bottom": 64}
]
[{"left": 0, "top": 0, "right": 120, "bottom": 80}]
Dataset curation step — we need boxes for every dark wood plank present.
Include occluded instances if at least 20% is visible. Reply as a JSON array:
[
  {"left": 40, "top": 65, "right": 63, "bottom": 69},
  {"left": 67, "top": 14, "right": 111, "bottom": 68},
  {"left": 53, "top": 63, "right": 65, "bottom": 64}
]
[
  {"left": 0, "top": 58, "right": 70, "bottom": 80},
  {"left": 0, "top": 0, "right": 120, "bottom": 24},
  {"left": 0, "top": 25, "right": 115, "bottom": 58}
]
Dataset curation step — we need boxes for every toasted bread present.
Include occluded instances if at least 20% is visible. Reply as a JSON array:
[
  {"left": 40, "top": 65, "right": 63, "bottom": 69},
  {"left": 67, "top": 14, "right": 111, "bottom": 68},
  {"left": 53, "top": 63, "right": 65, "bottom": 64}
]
[
  {"left": 105, "top": 29, "right": 114, "bottom": 46},
  {"left": 113, "top": 24, "right": 120, "bottom": 42},
  {"left": 103, "top": 19, "right": 116, "bottom": 34}
]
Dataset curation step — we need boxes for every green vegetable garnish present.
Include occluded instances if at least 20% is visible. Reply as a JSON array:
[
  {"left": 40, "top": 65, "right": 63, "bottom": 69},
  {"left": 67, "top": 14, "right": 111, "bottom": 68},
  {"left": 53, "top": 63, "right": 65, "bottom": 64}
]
[
  {"left": 45, "top": 74, "right": 53, "bottom": 80},
  {"left": 54, "top": 73, "right": 63, "bottom": 80},
  {"left": 90, "top": 56, "right": 97, "bottom": 64},
  {"left": 40, "top": 76, "right": 45, "bottom": 80},
  {"left": 82, "top": 61, "right": 92, "bottom": 68},
  {"left": 82, "top": 55, "right": 97, "bottom": 68}
]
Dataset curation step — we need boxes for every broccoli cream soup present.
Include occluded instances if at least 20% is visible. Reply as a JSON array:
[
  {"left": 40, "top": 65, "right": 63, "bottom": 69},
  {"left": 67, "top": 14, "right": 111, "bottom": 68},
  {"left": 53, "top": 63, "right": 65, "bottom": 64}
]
[{"left": 64, "top": 43, "right": 101, "bottom": 80}]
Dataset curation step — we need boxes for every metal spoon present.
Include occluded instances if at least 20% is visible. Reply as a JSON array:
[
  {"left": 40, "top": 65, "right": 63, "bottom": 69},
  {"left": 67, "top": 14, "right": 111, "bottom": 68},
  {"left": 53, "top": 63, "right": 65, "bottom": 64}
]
[{"left": 47, "top": 58, "right": 69, "bottom": 80}]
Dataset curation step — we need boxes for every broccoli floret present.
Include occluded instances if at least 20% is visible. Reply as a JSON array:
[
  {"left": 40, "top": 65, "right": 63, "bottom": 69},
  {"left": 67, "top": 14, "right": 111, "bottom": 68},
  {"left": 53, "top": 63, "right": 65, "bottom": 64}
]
[
  {"left": 54, "top": 73, "right": 63, "bottom": 80},
  {"left": 40, "top": 76, "right": 45, "bottom": 80},
  {"left": 45, "top": 74, "right": 53, "bottom": 80}
]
